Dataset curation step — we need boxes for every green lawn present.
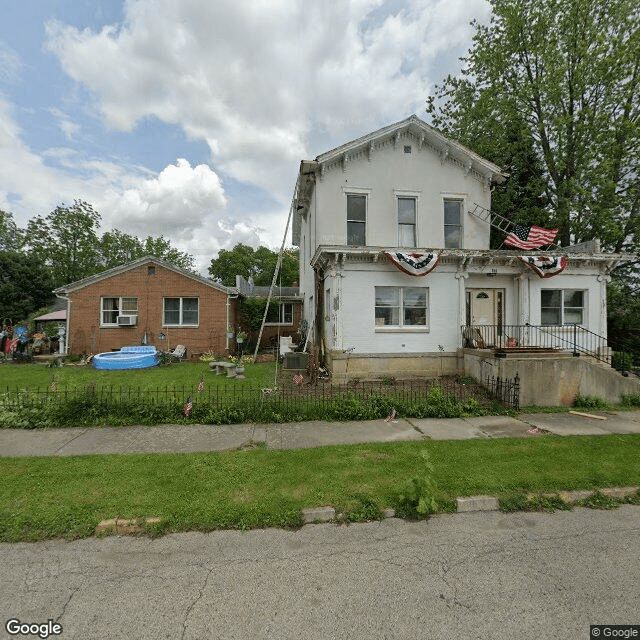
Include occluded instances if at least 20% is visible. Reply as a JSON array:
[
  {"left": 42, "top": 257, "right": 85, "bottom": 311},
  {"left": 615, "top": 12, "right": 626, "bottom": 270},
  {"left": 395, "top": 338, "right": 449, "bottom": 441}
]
[
  {"left": 1, "top": 434, "right": 638, "bottom": 542},
  {"left": 0, "top": 360, "right": 278, "bottom": 392}
]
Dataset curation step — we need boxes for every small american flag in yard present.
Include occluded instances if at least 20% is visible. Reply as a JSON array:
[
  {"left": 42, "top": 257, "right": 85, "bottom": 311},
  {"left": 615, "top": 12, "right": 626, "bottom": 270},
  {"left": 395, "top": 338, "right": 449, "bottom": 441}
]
[
  {"left": 182, "top": 396, "right": 193, "bottom": 417},
  {"left": 292, "top": 373, "right": 304, "bottom": 385},
  {"left": 197, "top": 376, "right": 205, "bottom": 393}
]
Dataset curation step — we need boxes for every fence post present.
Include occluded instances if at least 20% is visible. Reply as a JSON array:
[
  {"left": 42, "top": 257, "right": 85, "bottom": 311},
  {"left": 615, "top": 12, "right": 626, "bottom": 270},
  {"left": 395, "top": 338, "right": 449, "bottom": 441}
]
[{"left": 572, "top": 323, "right": 579, "bottom": 357}]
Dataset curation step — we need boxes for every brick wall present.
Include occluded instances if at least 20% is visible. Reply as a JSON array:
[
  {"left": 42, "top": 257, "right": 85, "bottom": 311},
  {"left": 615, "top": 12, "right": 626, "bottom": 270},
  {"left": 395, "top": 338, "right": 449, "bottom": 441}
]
[{"left": 67, "top": 264, "right": 231, "bottom": 358}]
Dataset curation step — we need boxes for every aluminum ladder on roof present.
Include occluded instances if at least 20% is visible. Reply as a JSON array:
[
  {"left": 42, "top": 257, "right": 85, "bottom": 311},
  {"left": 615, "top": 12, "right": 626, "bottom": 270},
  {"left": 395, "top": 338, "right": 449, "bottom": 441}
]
[{"left": 468, "top": 202, "right": 560, "bottom": 251}]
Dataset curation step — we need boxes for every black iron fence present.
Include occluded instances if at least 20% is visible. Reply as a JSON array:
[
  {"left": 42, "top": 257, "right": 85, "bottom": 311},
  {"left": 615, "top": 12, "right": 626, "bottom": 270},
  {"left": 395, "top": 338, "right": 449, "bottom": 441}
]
[
  {"left": 485, "top": 374, "right": 520, "bottom": 411},
  {"left": 0, "top": 376, "right": 516, "bottom": 412},
  {"left": 462, "top": 323, "right": 610, "bottom": 363}
]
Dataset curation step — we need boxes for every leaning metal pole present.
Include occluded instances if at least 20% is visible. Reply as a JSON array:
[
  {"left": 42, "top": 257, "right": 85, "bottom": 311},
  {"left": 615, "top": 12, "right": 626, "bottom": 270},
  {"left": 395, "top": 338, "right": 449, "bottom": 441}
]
[{"left": 252, "top": 199, "right": 295, "bottom": 363}]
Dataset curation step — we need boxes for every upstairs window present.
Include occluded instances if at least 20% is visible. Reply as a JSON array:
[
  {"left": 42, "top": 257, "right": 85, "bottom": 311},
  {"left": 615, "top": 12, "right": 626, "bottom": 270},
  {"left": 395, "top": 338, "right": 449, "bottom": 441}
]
[
  {"left": 101, "top": 297, "right": 138, "bottom": 325},
  {"left": 347, "top": 194, "right": 366, "bottom": 246},
  {"left": 444, "top": 199, "right": 463, "bottom": 248},
  {"left": 163, "top": 297, "right": 199, "bottom": 326},
  {"left": 398, "top": 197, "right": 416, "bottom": 247},
  {"left": 541, "top": 290, "right": 584, "bottom": 325}
]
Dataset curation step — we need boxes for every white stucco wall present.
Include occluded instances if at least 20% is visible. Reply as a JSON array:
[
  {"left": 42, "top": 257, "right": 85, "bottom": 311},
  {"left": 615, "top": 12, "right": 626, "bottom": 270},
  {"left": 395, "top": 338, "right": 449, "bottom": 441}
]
[{"left": 326, "top": 262, "right": 607, "bottom": 357}]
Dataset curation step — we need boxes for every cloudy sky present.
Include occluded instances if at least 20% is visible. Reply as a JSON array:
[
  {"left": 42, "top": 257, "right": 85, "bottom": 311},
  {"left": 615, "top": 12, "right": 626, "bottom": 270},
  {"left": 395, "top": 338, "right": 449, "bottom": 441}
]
[{"left": 0, "top": 0, "right": 491, "bottom": 274}]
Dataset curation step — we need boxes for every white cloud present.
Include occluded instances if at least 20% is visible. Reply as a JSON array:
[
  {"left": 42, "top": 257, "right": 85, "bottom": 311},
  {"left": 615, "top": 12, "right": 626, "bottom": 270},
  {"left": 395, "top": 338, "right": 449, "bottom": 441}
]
[
  {"left": 44, "top": 0, "right": 490, "bottom": 200},
  {"left": 0, "top": 40, "right": 22, "bottom": 84},
  {"left": 0, "top": 97, "right": 271, "bottom": 274}
]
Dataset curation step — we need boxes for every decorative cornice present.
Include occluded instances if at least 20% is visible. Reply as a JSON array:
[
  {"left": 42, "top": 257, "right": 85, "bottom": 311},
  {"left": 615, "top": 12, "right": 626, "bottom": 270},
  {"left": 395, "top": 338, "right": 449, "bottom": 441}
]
[{"left": 310, "top": 245, "right": 630, "bottom": 272}]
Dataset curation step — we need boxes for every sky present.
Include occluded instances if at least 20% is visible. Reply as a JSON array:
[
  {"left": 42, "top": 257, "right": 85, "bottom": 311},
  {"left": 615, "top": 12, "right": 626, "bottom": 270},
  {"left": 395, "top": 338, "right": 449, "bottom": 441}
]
[{"left": 0, "top": 0, "right": 491, "bottom": 275}]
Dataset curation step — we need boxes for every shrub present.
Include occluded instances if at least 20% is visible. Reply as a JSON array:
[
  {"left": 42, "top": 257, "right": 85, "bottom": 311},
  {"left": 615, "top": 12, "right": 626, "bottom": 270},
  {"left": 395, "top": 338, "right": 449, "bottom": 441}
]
[
  {"left": 573, "top": 394, "right": 609, "bottom": 409},
  {"left": 621, "top": 393, "right": 640, "bottom": 407},
  {"left": 611, "top": 351, "right": 633, "bottom": 373}
]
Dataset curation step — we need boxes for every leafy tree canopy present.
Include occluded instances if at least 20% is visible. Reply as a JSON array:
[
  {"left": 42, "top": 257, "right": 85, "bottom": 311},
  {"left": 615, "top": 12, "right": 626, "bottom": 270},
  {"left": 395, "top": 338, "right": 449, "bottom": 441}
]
[
  {"left": 208, "top": 243, "right": 299, "bottom": 287},
  {"left": 426, "top": 0, "right": 640, "bottom": 251},
  {"left": 20, "top": 201, "right": 196, "bottom": 287},
  {"left": 23, "top": 200, "right": 102, "bottom": 287},
  {"left": 99, "top": 230, "right": 195, "bottom": 272},
  {"left": 0, "top": 211, "right": 23, "bottom": 252},
  {"left": 0, "top": 251, "right": 55, "bottom": 323}
]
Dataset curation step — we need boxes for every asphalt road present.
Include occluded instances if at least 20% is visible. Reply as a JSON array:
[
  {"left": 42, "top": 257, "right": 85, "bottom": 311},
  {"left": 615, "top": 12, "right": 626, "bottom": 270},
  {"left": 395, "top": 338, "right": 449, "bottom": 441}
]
[{"left": 1, "top": 507, "right": 639, "bottom": 640}]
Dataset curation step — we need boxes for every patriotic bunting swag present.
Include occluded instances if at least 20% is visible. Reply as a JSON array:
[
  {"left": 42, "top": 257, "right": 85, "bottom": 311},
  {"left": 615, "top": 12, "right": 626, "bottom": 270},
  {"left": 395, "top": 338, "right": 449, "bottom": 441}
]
[
  {"left": 384, "top": 251, "right": 440, "bottom": 276},
  {"left": 518, "top": 255, "right": 568, "bottom": 279}
]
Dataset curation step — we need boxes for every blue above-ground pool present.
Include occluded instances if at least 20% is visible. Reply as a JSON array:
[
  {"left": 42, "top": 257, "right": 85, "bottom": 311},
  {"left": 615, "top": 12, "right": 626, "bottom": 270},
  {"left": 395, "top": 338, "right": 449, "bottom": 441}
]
[{"left": 92, "top": 346, "right": 158, "bottom": 370}]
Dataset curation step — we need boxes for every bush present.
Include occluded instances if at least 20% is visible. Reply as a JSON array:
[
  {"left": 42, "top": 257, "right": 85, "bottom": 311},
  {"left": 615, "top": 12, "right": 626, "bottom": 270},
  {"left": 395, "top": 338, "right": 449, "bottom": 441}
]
[
  {"left": 621, "top": 393, "right": 640, "bottom": 407},
  {"left": 573, "top": 394, "right": 609, "bottom": 409},
  {"left": 611, "top": 351, "right": 633, "bottom": 373}
]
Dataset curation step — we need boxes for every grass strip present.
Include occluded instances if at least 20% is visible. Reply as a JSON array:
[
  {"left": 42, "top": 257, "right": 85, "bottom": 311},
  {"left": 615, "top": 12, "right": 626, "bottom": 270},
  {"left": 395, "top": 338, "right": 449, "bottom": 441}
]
[{"left": 1, "top": 434, "right": 639, "bottom": 542}]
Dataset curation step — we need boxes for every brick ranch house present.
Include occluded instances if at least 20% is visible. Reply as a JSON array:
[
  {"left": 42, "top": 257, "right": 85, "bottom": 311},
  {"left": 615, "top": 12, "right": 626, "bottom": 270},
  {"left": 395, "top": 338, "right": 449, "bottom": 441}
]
[{"left": 54, "top": 256, "right": 232, "bottom": 358}]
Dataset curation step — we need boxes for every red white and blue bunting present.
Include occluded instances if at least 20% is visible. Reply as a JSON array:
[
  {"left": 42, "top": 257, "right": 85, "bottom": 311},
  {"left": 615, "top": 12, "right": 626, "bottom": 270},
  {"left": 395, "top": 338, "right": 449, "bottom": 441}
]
[
  {"left": 518, "top": 255, "right": 568, "bottom": 279},
  {"left": 384, "top": 251, "right": 440, "bottom": 276}
]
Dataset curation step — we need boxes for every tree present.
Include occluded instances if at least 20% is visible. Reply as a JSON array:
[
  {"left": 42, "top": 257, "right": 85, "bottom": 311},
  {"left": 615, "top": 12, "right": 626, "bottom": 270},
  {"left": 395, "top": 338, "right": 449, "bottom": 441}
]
[
  {"left": 99, "top": 230, "right": 195, "bottom": 271},
  {"left": 426, "top": 0, "right": 640, "bottom": 251},
  {"left": 140, "top": 236, "right": 195, "bottom": 272},
  {"left": 0, "top": 210, "right": 23, "bottom": 252},
  {"left": 0, "top": 251, "right": 55, "bottom": 323},
  {"left": 208, "top": 243, "right": 299, "bottom": 287},
  {"left": 23, "top": 200, "right": 102, "bottom": 287}
]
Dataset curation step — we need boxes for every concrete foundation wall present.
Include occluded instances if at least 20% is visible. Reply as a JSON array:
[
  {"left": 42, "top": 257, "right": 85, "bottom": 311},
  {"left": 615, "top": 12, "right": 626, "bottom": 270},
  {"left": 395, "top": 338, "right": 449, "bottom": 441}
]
[
  {"left": 464, "top": 351, "right": 640, "bottom": 406},
  {"left": 327, "top": 351, "right": 462, "bottom": 383}
]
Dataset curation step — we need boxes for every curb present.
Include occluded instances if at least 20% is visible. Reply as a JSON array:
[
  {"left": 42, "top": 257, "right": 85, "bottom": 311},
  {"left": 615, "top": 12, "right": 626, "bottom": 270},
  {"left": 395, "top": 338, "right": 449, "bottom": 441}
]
[{"left": 95, "top": 486, "right": 639, "bottom": 535}]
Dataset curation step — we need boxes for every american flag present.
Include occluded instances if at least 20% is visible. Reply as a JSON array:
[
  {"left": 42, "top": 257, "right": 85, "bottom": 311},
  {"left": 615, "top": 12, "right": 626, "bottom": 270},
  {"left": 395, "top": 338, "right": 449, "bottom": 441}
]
[
  {"left": 293, "top": 373, "right": 304, "bottom": 385},
  {"left": 182, "top": 396, "right": 193, "bottom": 417},
  {"left": 197, "top": 376, "right": 205, "bottom": 393},
  {"left": 504, "top": 224, "right": 558, "bottom": 250}
]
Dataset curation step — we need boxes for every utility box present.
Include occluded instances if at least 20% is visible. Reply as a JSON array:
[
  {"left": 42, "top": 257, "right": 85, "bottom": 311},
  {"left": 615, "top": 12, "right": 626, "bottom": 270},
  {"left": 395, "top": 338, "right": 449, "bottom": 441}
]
[{"left": 283, "top": 352, "right": 309, "bottom": 370}]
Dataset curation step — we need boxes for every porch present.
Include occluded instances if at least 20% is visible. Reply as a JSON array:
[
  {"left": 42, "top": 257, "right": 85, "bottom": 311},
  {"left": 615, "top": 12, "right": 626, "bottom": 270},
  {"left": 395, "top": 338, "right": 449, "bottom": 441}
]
[{"left": 461, "top": 323, "right": 611, "bottom": 364}]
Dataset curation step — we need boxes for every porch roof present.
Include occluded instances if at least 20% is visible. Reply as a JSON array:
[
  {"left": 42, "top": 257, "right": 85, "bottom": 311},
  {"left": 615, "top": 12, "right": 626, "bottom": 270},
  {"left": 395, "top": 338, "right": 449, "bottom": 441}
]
[{"left": 310, "top": 245, "right": 634, "bottom": 273}]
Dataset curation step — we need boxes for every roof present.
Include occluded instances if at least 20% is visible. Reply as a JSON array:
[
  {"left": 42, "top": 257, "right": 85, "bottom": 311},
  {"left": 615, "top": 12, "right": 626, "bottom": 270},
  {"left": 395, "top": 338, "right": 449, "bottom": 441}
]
[
  {"left": 291, "top": 114, "right": 509, "bottom": 244},
  {"left": 233, "top": 275, "right": 301, "bottom": 300},
  {"left": 33, "top": 310, "right": 66, "bottom": 322},
  {"left": 54, "top": 256, "right": 229, "bottom": 295}
]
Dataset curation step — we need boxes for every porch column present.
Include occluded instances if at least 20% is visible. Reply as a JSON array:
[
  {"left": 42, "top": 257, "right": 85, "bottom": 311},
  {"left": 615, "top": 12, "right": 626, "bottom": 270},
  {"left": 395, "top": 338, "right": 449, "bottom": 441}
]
[
  {"left": 455, "top": 270, "right": 469, "bottom": 345},
  {"left": 597, "top": 274, "right": 611, "bottom": 339},
  {"left": 516, "top": 272, "right": 530, "bottom": 345}
]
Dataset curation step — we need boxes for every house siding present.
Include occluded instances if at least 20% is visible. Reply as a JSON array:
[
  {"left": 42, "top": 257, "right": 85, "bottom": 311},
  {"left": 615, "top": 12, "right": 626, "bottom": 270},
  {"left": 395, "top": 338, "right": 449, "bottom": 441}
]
[{"left": 65, "top": 263, "right": 229, "bottom": 357}]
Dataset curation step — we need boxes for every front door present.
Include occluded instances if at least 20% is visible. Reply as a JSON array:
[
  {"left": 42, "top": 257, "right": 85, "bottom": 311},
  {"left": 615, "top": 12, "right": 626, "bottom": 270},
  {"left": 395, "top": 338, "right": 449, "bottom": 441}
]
[{"left": 466, "top": 289, "right": 504, "bottom": 346}]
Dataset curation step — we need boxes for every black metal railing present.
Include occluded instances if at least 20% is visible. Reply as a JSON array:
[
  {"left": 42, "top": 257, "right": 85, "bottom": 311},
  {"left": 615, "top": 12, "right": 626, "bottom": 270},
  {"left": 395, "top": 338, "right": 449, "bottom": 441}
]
[
  {"left": 461, "top": 324, "right": 610, "bottom": 363},
  {"left": 485, "top": 374, "right": 520, "bottom": 410},
  {"left": 0, "top": 377, "right": 509, "bottom": 413}
]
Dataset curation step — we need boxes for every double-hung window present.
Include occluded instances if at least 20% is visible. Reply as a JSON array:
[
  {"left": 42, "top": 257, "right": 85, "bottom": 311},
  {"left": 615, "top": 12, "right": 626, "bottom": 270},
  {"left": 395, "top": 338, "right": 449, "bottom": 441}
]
[
  {"left": 101, "top": 297, "right": 138, "bottom": 325},
  {"left": 444, "top": 199, "right": 463, "bottom": 248},
  {"left": 265, "top": 302, "right": 293, "bottom": 325},
  {"left": 541, "top": 290, "right": 584, "bottom": 326},
  {"left": 375, "top": 286, "right": 428, "bottom": 328},
  {"left": 163, "top": 297, "right": 199, "bottom": 326},
  {"left": 398, "top": 197, "right": 416, "bottom": 246},
  {"left": 347, "top": 194, "right": 366, "bottom": 246}
]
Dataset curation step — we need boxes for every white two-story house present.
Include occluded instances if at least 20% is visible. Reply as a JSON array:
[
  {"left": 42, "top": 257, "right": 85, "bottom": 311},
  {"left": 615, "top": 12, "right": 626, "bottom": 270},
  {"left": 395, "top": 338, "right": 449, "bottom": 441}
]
[{"left": 291, "top": 115, "right": 628, "bottom": 384}]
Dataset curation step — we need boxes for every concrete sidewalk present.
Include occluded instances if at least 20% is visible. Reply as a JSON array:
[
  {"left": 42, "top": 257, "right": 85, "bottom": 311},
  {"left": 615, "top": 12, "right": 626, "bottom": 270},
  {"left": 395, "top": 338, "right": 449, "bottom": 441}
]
[{"left": 1, "top": 410, "right": 639, "bottom": 457}]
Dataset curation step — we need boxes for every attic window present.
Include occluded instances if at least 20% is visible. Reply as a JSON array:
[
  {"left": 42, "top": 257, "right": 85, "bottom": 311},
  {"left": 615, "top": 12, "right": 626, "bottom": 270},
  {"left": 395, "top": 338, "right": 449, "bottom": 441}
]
[
  {"left": 404, "top": 145, "right": 412, "bottom": 154},
  {"left": 148, "top": 266, "right": 156, "bottom": 276}
]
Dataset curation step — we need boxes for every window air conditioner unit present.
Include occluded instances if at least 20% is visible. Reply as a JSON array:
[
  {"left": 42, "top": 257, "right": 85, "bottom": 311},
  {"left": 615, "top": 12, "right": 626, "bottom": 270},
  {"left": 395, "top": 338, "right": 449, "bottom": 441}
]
[{"left": 117, "top": 315, "right": 138, "bottom": 326}]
